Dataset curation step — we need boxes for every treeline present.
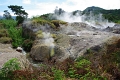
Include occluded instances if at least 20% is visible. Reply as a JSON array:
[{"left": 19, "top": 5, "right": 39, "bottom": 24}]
[
  {"left": 39, "top": 6, "right": 120, "bottom": 23},
  {"left": 101, "top": 9, "right": 120, "bottom": 23},
  {"left": 82, "top": 6, "right": 120, "bottom": 23}
]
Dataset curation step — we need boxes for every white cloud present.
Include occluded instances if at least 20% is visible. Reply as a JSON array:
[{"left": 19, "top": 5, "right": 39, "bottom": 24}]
[
  {"left": 22, "top": 0, "right": 31, "bottom": 4},
  {"left": 0, "top": 12, "right": 4, "bottom": 16},
  {"left": 23, "top": 0, "right": 120, "bottom": 17},
  {"left": 66, "top": 0, "right": 120, "bottom": 10}
]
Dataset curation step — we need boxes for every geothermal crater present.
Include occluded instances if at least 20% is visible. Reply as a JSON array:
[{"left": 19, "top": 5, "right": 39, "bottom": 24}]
[{"left": 22, "top": 21, "right": 120, "bottom": 63}]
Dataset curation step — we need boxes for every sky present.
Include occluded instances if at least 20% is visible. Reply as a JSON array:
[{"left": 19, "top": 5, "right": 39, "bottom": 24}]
[{"left": 0, "top": 0, "right": 120, "bottom": 18}]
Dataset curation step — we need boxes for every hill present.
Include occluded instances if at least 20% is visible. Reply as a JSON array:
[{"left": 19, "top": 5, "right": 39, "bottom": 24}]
[
  {"left": 37, "top": 6, "right": 120, "bottom": 23},
  {"left": 82, "top": 6, "right": 104, "bottom": 14},
  {"left": 82, "top": 6, "right": 120, "bottom": 23}
]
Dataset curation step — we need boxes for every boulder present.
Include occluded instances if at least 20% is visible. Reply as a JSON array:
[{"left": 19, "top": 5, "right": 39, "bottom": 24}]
[
  {"left": 30, "top": 43, "right": 69, "bottom": 62},
  {"left": 30, "top": 44, "right": 51, "bottom": 62},
  {"left": 0, "top": 43, "right": 31, "bottom": 69},
  {"left": 104, "top": 23, "right": 120, "bottom": 34}
]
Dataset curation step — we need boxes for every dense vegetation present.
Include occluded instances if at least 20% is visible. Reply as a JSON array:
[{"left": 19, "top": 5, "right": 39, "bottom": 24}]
[
  {"left": 1, "top": 39, "right": 120, "bottom": 80},
  {"left": 82, "top": 6, "right": 120, "bottom": 23},
  {"left": 0, "top": 5, "right": 120, "bottom": 80},
  {"left": 0, "top": 19, "right": 33, "bottom": 51},
  {"left": 38, "top": 6, "right": 120, "bottom": 24}
]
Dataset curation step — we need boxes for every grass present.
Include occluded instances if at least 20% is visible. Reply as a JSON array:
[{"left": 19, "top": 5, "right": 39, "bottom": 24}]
[
  {"left": 32, "top": 18, "right": 56, "bottom": 29},
  {"left": 1, "top": 16, "right": 120, "bottom": 80},
  {"left": 0, "top": 37, "right": 12, "bottom": 44},
  {"left": 0, "top": 29, "right": 9, "bottom": 37},
  {"left": 1, "top": 38, "right": 120, "bottom": 80},
  {"left": 8, "top": 27, "right": 23, "bottom": 48},
  {"left": 31, "top": 16, "right": 68, "bottom": 29},
  {"left": 51, "top": 20, "right": 68, "bottom": 25},
  {"left": 0, "top": 19, "right": 17, "bottom": 29},
  {"left": 0, "top": 19, "right": 33, "bottom": 50},
  {"left": 0, "top": 58, "right": 21, "bottom": 79}
]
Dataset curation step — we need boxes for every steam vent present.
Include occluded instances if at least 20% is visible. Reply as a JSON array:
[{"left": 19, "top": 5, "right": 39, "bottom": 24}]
[{"left": 22, "top": 21, "right": 120, "bottom": 63}]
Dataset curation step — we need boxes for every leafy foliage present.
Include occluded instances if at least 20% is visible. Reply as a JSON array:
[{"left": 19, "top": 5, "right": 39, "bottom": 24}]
[
  {"left": 0, "top": 37, "right": 12, "bottom": 44},
  {"left": 52, "top": 68, "right": 65, "bottom": 80},
  {"left": 54, "top": 7, "right": 65, "bottom": 15},
  {"left": 0, "top": 19, "right": 24, "bottom": 47},
  {"left": 0, "top": 19, "right": 17, "bottom": 29},
  {"left": 31, "top": 17, "right": 56, "bottom": 29},
  {"left": 8, "top": 27, "right": 23, "bottom": 48},
  {"left": 8, "top": 5, "right": 28, "bottom": 25},
  {"left": 8, "top": 5, "right": 28, "bottom": 17},
  {"left": 31, "top": 16, "right": 67, "bottom": 29},
  {"left": 82, "top": 6, "right": 120, "bottom": 23},
  {"left": 75, "top": 59, "right": 91, "bottom": 68},
  {"left": 22, "top": 39, "right": 33, "bottom": 52},
  {"left": 0, "top": 27, "right": 12, "bottom": 44},
  {"left": 0, "top": 29, "right": 9, "bottom": 37},
  {"left": 0, "top": 58, "right": 20, "bottom": 79},
  {"left": 3, "top": 10, "right": 12, "bottom": 20}
]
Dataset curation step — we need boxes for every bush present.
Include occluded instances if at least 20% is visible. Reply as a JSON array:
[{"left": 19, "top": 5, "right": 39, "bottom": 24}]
[
  {"left": 0, "top": 19, "right": 17, "bottom": 29},
  {"left": 0, "top": 22, "right": 4, "bottom": 29},
  {"left": 0, "top": 37, "right": 12, "bottom": 44},
  {"left": 75, "top": 59, "right": 91, "bottom": 68},
  {"left": 22, "top": 39, "right": 33, "bottom": 52},
  {"left": 32, "top": 18, "right": 56, "bottom": 29},
  {"left": 0, "top": 29, "right": 9, "bottom": 37},
  {"left": 8, "top": 27, "right": 23, "bottom": 48},
  {"left": 16, "top": 16, "right": 24, "bottom": 25},
  {"left": 51, "top": 20, "right": 67, "bottom": 25},
  {"left": 52, "top": 68, "right": 65, "bottom": 80},
  {"left": 68, "top": 67, "right": 77, "bottom": 78},
  {"left": 0, "top": 19, "right": 24, "bottom": 47},
  {"left": 35, "top": 30, "right": 43, "bottom": 39},
  {"left": 0, "top": 58, "right": 21, "bottom": 78}
]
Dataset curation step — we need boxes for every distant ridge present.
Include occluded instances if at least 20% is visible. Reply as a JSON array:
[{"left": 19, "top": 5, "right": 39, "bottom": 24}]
[
  {"left": 82, "top": 6, "right": 105, "bottom": 14},
  {"left": 0, "top": 16, "right": 16, "bottom": 20}
]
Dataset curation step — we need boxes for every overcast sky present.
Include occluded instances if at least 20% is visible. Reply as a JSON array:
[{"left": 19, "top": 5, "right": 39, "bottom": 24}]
[{"left": 0, "top": 0, "right": 120, "bottom": 18}]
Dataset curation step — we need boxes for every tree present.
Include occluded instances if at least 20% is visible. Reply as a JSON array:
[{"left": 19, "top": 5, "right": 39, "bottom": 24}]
[
  {"left": 3, "top": 10, "right": 12, "bottom": 19},
  {"left": 54, "top": 7, "right": 65, "bottom": 15},
  {"left": 8, "top": 5, "right": 28, "bottom": 25}
]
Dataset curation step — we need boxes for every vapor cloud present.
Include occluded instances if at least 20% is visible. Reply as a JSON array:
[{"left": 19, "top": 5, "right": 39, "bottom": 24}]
[
  {"left": 0, "top": 0, "right": 120, "bottom": 18},
  {"left": 22, "top": 0, "right": 31, "bottom": 4}
]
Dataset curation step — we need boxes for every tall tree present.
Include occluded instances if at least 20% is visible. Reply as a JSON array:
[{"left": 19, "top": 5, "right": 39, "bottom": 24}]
[
  {"left": 8, "top": 5, "right": 28, "bottom": 25},
  {"left": 54, "top": 7, "right": 65, "bottom": 15},
  {"left": 3, "top": 10, "right": 12, "bottom": 19}
]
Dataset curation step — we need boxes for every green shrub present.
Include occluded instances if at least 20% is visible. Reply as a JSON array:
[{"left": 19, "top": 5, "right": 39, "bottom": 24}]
[
  {"left": 0, "top": 19, "right": 23, "bottom": 47},
  {"left": 0, "top": 22, "right": 4, "bottom": 29},
  {"left": 32, "top": 18, "right": 56, "bottom": 29},
  {"left": 35, "top": 30, "right": 43, "bottom": 39},
  {"left": 68, "top": 67, "right": 76, "bottom": 78},
  {"left": 80, "top": 72, "right": 106, "bottom": 80},
  {"left": 0, "top": 58, "right": 21, "bottom": 78},
  {"left": 51, "top": 20, "right": 67, "bottom": 25},
  {"left": 75, "top": 59, "right": 91, "bottom": 68},
  {"left": 52, "top": 68, "right": 65, "bottom": 80},
  {"left": 16, "top": 16, "right": 24, "bottom": 25},
  {"left": 0, "top": 19, "right": 17, "bottom": 29},
  {"left": 8, "top": 27, "right": 23, "bottom": 48},
  {"left": 0, "top": 29, "right": 9, "bottom": 37},
  {"left": 22, "top": 39, "right": 33, "bottom": 52},
  {"left": 0, "top": 37, "right": 12, "bottom": 44}
]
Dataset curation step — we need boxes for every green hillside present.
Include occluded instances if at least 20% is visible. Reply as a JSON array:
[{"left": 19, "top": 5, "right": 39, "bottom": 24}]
[{"left": 82, "top": 6, "right": 120, "bottom": 23}]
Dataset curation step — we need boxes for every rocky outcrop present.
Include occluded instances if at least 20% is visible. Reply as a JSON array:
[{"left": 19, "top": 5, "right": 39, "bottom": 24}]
[
  {"left": 30, "top": 44, "right": 68, "bottom": 62},
  {"left": 104, "top": 24, "right": 120, "bottom": 34},
  {"left": 22, "top": 21, "right": 120, "bottom": 63},
  {"left": 22, "top": 21, "right": 54, "bottom": 40},
  {"left": 0, "top": 43, "right": 31, "bottom": 69}
]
